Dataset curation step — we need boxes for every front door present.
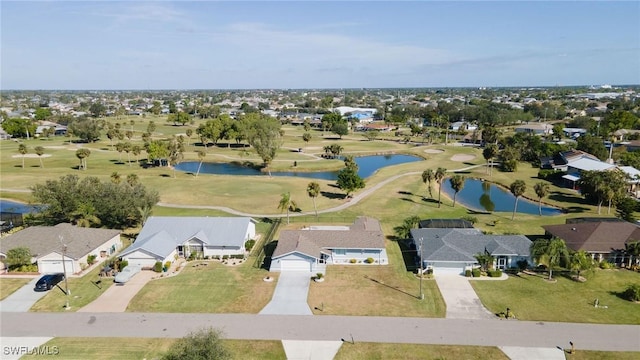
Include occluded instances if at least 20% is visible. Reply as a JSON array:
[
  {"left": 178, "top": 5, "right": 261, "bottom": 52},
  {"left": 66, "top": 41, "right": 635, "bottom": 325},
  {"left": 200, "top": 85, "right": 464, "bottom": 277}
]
[{"left": 497, "top": 256, "right": 507, "bottom": 270}]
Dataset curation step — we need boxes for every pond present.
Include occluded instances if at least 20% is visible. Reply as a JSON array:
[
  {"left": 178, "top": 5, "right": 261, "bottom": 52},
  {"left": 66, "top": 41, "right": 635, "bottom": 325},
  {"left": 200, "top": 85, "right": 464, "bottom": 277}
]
[
  {"left": 175, "top": 154, "right": 423, "bottom": 180},
  {"left": 0, "top": 199, "right": 40, "bottom": 214},
  {"left": 441, "top": 178, "right": 562, "bottom": 216}
]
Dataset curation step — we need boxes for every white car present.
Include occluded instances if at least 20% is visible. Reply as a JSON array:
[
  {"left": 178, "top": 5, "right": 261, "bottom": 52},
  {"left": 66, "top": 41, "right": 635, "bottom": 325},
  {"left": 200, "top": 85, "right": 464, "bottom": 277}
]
[{"left": 114, "top": 265, "right": 142, "bottom": 283}]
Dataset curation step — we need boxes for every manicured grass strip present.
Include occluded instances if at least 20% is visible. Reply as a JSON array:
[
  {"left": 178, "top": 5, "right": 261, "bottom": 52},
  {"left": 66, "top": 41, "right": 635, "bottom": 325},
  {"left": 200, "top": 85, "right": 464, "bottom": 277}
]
[
  {"left": 334, "top": 343, "right": 509, "bottom": 360},
  {"left": 307, "top": 239, "right": 446, "bottom": 318},
  {"left": 30, "top": 265, "right": 114, "bottom": 312},
  {"left": 0, "top": 278, "right": 31, "bottom": 300},
  {"left": 565, "top": 350, "right": 640, "bottom": 360},
  {"left": 471, "top": 269, "right": 640, "bottom": 324},
  {"left": 20, "top": 337, "right": 285, "bottom": 359},
  {"left": 127, "top": 260, "right": 275, "bottom": 313}
]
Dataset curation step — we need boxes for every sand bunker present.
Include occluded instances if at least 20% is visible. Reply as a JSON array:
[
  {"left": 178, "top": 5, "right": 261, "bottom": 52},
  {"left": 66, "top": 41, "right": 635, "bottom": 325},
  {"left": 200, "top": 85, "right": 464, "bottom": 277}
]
[
  {"left": 450, "top": 154, "right": 475, "bottom": 162},
  {"left": 11, "top": 154, "right": 52, "bottom": 158},
  {"left": 424, "top": 149, "right": 444, "bottom": 154}
]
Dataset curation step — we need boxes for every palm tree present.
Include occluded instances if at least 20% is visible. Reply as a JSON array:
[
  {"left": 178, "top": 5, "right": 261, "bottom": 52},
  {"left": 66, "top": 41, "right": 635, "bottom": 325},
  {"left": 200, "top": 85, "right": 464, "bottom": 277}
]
[
  {"left": 278, "top": 192, "right": 297, "bottom": 224},
  {"left": 75, "top": 148, "right": 90, "bottom": 170},
  {"left": 111, "top": 172, "right": 122, "bottom": 184},
  {"left": 138, "top": 205, "right": 152, "bottom": 226},
  {"left": 482, "top": 144, "right": 498, "bottom": 175},
  {"left": 34, "top": 146, "right": 44, "bottom": 168},
  {"left": 421, "top": 169, "right": 434, "bottom": 199},
  {"left": 530, "top": 237, "right": 569, "bottom": 280},
  {"left": 18, "top": 143, "right": 27, "bottom": 168},
  {"left": 195, "top": 150, "right": 206, "bottom": 177},
  {"left": 509, "top": 180, "right": 526, "bottom": 220},
  {"left": 625, "top": 241, "right": 640, "bottom": 268},
  {"left": 449, "top": 175, "right": 465, "bottom": 207},
  {"left": 126, "top": 173, "right": 139, "bottom": 186},
  {"left": 570, "top": 250, "right": 595, "bottom": 280},
  {"left": 434, "top": 167, "right": 447, "bottom": 208},
  {"left": 306, "top": 182, "right": 321, "bottom": 218},
  {"left": 475, "top": 252, "right": 494, "bottom": 272},
  {"left": 71, "top": 203, "right": 101, "bottom": 228},
  {"left": 533, "top": 182, "right": 550, "bottom": 216}
]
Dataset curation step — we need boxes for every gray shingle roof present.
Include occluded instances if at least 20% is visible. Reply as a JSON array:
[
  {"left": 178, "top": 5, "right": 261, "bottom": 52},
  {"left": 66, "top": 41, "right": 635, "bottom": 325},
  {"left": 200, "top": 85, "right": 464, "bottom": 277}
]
[
  {"left": 120, "top": 217, "right": 255, "bottom": 259},
  {"left": 410, "top": 228, "right": 531, "bottom": 262},
  {"left": 0, "top": 223, "right": 120, "bottom": 260},
  {"left": 273, "top": 217, "right": 385, "bottom": 259}
]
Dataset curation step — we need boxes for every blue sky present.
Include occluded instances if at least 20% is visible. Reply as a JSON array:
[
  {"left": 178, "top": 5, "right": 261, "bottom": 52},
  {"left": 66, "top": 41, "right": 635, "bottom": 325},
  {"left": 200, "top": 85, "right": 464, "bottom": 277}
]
[{"left": 2, "top": 1, "right": 639, "bottom": 90}]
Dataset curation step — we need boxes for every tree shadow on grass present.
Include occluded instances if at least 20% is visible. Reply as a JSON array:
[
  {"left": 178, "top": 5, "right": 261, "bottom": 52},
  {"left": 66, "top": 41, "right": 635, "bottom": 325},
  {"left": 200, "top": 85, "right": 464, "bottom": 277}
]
[
  {"left": 261, "top": 241, "right": 278, "bottom": 270},
  {"left": 421, "top": 198, "right": 440, "bottom": 205},
  {"left": 565, "top": 206, "right": 590, "bottom": 213},
  {"left": 396, "top": 239, "right": 418, "bottom": 272},
  {"left": 398, "top": 191, "right": 413, "bottom": 196},
  {"left": 549, "top": 191, "right": 591, "bottom": 206},
  {"left": 321, "top": 191, "right": 346, "bottom": 200},
  {"left": 160, "top": 174, "right": 171, "bottom": 178}
]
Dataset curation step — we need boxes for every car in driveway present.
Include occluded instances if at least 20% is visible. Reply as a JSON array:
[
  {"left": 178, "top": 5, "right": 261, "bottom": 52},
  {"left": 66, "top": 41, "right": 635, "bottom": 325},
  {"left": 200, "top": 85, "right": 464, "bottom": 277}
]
[
  {"left": 114, "top": 265, "right": 142, "bottom": 283},
  {"left": 34, "top": 273, "right": 65, "bottom": 291}
]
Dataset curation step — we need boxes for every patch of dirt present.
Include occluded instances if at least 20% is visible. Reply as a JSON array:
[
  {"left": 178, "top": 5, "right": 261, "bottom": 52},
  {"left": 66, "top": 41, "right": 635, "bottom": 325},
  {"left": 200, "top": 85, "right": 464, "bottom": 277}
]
[
  {"left": 11, "top": 154, "right": 52, "bottom": 158},
  {"left": 424, "top": 149, "right": 444, "bottom": 154},
  {"left": 450, "top": 154, "right": 475, "bottom": 162}
]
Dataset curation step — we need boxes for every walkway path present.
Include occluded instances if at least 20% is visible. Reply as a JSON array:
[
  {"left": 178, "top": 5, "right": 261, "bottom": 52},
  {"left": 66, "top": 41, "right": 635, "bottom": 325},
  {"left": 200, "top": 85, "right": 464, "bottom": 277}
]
[{"left": 1, "top": 313, "right": 638, "bottom": 352}]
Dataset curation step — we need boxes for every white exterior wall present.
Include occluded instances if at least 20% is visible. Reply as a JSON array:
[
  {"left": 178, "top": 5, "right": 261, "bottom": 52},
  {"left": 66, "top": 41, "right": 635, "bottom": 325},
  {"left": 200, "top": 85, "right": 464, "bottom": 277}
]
[
  {"left": 37, "top": 252, "right": 79, "bottom": 275},
  {"left": 204, "top": 246, "right": 243, "bottom": 257},
  {"left": 123, "top": 249, "right": 175, "bottom": 268},
  {"left": 329, "top": 249, "right": 388, "bottom": 265},
  {"left": 270, "top": 253, "right": 319, "bottom": 272}
]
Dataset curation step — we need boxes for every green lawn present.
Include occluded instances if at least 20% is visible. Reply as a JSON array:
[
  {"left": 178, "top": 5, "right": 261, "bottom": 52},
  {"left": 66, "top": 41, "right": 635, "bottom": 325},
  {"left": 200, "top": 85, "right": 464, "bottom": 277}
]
[
  {"left": 471, "top": 269, "right": 640, "bottom": 324},
  {"left": 127, "top": 260, "right": 276, "bottom": 313},
  {"left": 30, "top": 265, "right": 114, "bottom": 312},
  {"left": 334, "top": 343, "right": 509, "bottom": 360},
  {"left": 0, "top": 278, "right": 30, "bottom": 300},
  {"left": 20, "top": 337, "right": 285, "bottom": 359}
]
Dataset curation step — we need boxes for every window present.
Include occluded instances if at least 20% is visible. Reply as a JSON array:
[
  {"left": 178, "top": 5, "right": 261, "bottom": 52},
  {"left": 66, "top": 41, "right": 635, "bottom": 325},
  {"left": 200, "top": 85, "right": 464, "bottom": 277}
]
[{"left": 334, "top": 249, "right": 346, "bottom": 255}]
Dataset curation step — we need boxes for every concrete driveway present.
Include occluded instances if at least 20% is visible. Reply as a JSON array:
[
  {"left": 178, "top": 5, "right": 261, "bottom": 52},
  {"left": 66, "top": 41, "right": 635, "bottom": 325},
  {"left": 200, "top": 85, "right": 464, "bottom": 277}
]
[
  {"left": 0, "top": 278, "right": 52, "bottom": 312},
  {"left": 260, "top": 272, "right": 312, "bottom": 315},
  {"left": 435, "top": 274, "right": 494, "bottom": 319},
  {"left": 78, "top": 270, "right": 156, "bottom": 313}
]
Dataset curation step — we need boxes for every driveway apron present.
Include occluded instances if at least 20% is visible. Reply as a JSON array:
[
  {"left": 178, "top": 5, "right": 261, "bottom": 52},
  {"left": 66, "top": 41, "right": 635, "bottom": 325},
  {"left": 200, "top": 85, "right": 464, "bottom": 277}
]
[
  {"left": 260, "top": 272, "right": 312, "bottom": 315},
  {"left": 78, "top": 271, "right": 156, "bottom": 313},
  {"left": 0, "top": 278, "right": 51, "bottom": 312},
  {"left": 435, "top": 274, "right": 494, "bottom": 319}
]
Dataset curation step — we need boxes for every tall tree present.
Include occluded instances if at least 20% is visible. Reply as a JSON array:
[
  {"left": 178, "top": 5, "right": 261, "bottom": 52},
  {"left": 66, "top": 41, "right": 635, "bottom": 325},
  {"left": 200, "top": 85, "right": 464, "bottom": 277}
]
[
  {"left": 570, "top": 250, "right": 595, "bottom": 280},
  {"left": 421, "top": 169, "right": 434, "bottom": 199},
  {"left": 195, "top": 150, "right": 206, "bottom": 178},
  {"left": 34, "top": 146, "right": 45, "bottom": 168},
  {"left": 533, "top": 182, "right": 550, "bottom": 216},
  {"left": 161, "top": 327, "right": 230, "bottom": 360},
  {"left": 75, "top": 148, "right": 91, "bottom": 170},
  {"left": 246, "top": 115, "right": 283, "bottom": 176},
  {"left": 482, "top": 144, "right": 498, "bottom": 175},
  {"left": 307, "top": 181, "right": 321, "bottom": 218},
  {"left": 435, "top": 167, "right": 447, "bottom": 208},
  {"left": 336, "top": 166, "right": 365, "bottom": 198},
  {"left": 278, "top": 192, "right": 297, "bottom": 224},
  {"left": 509, "top": 180, "right": 527, "bottom": 220},
  {"left": 17, "top": 143, "right": 27, "bottom": 169},
  {"left": 530, "top": 237, "right": 569, "bottom": 280},
  {"left": 449, "top": 175, "right": 465, "bottom": 207}
]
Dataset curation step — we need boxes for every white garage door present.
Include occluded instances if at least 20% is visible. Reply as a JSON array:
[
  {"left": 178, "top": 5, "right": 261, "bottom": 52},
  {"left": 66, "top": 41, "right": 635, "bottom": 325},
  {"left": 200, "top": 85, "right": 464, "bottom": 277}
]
[
  {"left": 433, "top": 262, "right": 465, "bottom": 275},
  {"left": 39, "top": 260, "right": 74, "bottom": 274},
  {"left": 125, "top": 258, "right": 157, "bottom": 268},
  {"left": 281, "top": 259, "right": 312, "bottom": 272}
]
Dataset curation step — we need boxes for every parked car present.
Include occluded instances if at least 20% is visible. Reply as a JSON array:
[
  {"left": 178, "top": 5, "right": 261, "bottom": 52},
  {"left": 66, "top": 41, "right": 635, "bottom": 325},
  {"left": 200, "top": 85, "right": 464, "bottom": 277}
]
[
  {"left": 34, "top": 273, "right": 65, "bottom": 291},
  {"left": 114, "top": 265, "right": 141, "bottom": 283}
]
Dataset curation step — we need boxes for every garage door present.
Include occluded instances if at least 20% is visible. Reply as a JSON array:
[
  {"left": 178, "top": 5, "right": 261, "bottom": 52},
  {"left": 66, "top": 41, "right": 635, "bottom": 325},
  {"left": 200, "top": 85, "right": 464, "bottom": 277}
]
[
  {"left": 39, "top": 260, "right": 74, "bottom": 274},
  {"left": 125, "top": 258, "right": 157, "bottom": 268},
  {"left": 281, "top": 259, "right": 312, "bottom": 272},
  {"left": 432, "top": 262, "right": 464, "bottom": 275}
]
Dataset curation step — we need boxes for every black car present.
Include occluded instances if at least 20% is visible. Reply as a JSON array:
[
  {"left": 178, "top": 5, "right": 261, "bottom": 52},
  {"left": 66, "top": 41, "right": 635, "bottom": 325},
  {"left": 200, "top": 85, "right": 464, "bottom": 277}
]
[{"left": 34, "top": 273, "right": 65, "bottom": 291}]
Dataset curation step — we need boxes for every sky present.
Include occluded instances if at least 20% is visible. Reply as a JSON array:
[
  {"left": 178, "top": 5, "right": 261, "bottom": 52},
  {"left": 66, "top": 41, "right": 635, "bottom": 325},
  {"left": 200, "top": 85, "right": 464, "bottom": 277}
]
[{"left": 1, "top": 1, "right": 639, "bottom": 90}]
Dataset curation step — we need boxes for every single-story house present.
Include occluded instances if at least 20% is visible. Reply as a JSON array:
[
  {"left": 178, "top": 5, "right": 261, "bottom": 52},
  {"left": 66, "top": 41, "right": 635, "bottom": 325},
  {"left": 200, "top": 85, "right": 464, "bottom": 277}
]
[
  {"left": 514, "top": 123, "right": 553, "bottom": 136},
  {"left": 270, "top": 217, "right": 387, "bottom": 272},
  {"left": 542, "top": 221, "right": 640, "bottom": 264},
  {"left": 540, "top": 149, "right": 600, "bottom": 171},
  {"left": 120, "top": 217, "right": 256, "bottom": 268},
  {"left": 0, "top": 223, "right": 121, "bottom": 275},
  {"left": 410, "top": 227, "right": 532, "bottom": 274}
]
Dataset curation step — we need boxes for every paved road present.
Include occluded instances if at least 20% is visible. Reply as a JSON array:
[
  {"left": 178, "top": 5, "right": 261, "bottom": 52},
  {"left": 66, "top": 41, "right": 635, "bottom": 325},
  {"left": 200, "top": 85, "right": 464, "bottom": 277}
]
[
  {"left": 0, "top": 278, "right": 50, "bottom": 312},
  {"left": 1, "top": 313, "right": 638, "bottom": 352}
]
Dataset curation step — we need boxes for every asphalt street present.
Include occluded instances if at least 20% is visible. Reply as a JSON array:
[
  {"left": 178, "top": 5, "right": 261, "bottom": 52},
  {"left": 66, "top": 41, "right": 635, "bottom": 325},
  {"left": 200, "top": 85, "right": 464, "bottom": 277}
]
[{"left": 1, "top": 312, "right": 638, "bottom": 352}]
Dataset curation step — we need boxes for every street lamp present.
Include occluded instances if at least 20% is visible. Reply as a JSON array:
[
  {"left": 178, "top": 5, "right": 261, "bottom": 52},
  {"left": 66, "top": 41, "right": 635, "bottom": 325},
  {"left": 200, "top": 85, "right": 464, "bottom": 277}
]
[
  {"left": 59, "top": 236, "right": 70, "bottom": 310},
  {"left": 419, "top": 237, "right": 424, "bottom": 300}
]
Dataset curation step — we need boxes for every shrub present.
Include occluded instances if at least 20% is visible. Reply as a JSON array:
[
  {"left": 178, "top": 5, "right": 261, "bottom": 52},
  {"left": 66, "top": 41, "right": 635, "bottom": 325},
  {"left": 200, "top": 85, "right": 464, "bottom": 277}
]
[
  {"left": 230, "top": 254, "right": 244, "bottom": 259},
  {"left": 244, "top": 239, "right": 256, "bottom": 252},
  {"left": 316, "top": 272, "right": 323, "bottom": 279},
  {"left": 349, "top": 258, "right": 357, "bottom": 264},
  {"left": 153, "top": 261, "right": 163, "bottom": 273},
  {"left": 161, "top": 327, "right": 230, "bottom": 360},
  {"left": 599, "top": 261, "right": 614, "bottom": 269},
  {"left": 119, "top": 260, "right": 128, "bottom": 271},
  {"left": 365, "top": 257, "right": 374, "bottom": 264},
  {"left": 426, "top": 268, "right": 433, "bottom": 275},
  {"left": 465, "top": 269, "right": 472, "bottom": 277},
  {"left": 461, "top": 215, "right": 478, "bottom": 225},
  {"left": 87, "top": 254, "right": 97, "bottom": 265},
  {"left": 488, "top": 269, "right": 502, "bottom": 277},
  {"left": 623, "top": 284, "right": 640, "bottom": 302},
  {"left": 222, "top": 255, "right": 229, "bottom": 260},
  {"left": 472, "top": 268, "right": 481, "bottom": 277},
  {"left": 164, "top": 261, "right": 172, "bottom": 269},
  {"left": 14, "top": 264, "right": 38, "bottom": 272},
  {"left": 80, "top": 263, "right": 88, "bottom": 271},
  {"left": 516, "top": 259, "right": 528, "bottom": 271},
  {"left": 538, "top": 169, "right": 563, "bottom": 181},
  {"left": 188, "top": 252, "right": 196, "bottom": 261}
]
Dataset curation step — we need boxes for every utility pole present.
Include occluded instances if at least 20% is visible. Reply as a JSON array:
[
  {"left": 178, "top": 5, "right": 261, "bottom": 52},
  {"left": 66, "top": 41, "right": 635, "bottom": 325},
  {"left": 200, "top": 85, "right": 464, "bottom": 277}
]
[
  {"left": 60, "top": 236, "right": 70, "bottom": 310},
  {"left": 419, "top": 237, "right": 424, "bottom": 300}
]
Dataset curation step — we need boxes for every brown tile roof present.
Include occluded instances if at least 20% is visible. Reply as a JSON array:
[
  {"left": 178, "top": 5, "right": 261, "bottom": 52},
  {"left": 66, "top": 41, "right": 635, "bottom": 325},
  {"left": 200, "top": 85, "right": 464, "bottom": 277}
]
[
  {"left": 272, "top": 217, "right": 385, "bottom": 259},
  {"left": 0, "top": 223, "right": 120, "bottom": 260},
  {"left": 542, "top": 222, "right": 640, "bottom": 253}
]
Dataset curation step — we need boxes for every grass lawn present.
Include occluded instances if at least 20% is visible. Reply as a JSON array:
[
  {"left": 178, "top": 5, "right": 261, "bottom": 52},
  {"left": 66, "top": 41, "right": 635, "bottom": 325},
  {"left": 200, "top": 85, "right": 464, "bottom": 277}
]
[
  {"left": 21, "top": 337, "right": 285, "bottom": 360},
  {"left": 0, "top": 278, "right": 31, "bottom": 300},
  {"left": 127, "top": 260, "right": 276, "bottom": 313},
  {"left": 334, "top": 343, "right": 509, "bottom": 360},
  {"left": 566, "top": 350, "right": 640, "bottom": 360},
  {"left": 307, "top": 239, "right": 446, "bottom": 317},
  {"left": 30, "top": 265, "right": 115, "bottom": 312},
  {"left": 471, "top": 269, "right": 640, "bottom": 324}
]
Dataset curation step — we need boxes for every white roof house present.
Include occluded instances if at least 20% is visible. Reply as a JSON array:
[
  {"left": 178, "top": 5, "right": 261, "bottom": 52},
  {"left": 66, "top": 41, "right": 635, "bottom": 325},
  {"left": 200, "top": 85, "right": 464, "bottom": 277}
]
[
  {"left": 120, "top": 217, "right": 256, "bottom": 267},
  {"left": 568, "top": 158, "right": 616, "bottom": 172}
]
